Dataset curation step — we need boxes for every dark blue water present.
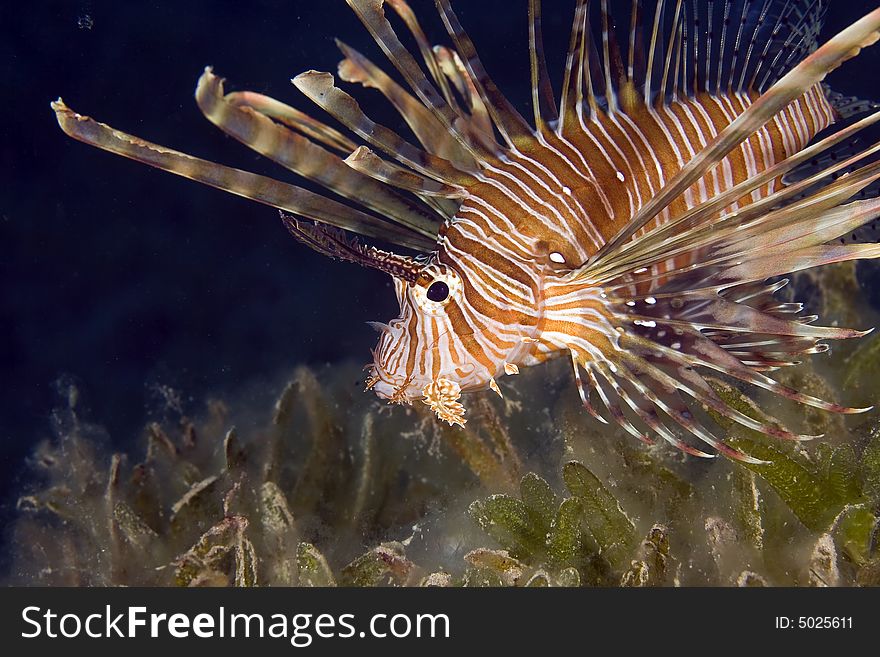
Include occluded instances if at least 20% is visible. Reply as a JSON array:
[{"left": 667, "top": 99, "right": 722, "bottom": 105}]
[{"left": 2, "top": 0, "right": 879, "bottom": 574}]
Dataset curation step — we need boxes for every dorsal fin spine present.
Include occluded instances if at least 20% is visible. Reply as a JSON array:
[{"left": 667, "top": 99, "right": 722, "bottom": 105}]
[
  {"left": 600, "top": 0, "right": 620, "bottom": 113},
  {"left": 628, "top": 0, "right": 639, "bottom": 81},
  {"left": 737, "top": 0, "right": 771, "bottom": 91},
  {"left": 705, "top": 0, "right": 715, "bottom": 92},
  {"left": 747, "top": 1, "right": 791, "bottom": 91},
  {"left": 580, "top": 2, "right": 599, "bottom": 120},
  {"left": 528, "top": 0, "right": 560, "bottom": 133},
  {"left": 728, "top": 1, "right": 754, "bottom": 93},
  {"left": 659, "top": 0, "right": 684, "bottom": 102},
  {"left": 716, "top": 0, "right": 732, "bottom": 94},
  {"left": 559, "top": 0, "right": 589, "bottom": 132},
  {"left": 757, "top": 3, "right": 821, "bottom": 92},
  {"left": 435, "top": 0, "right": 535, "bottom": 148},
  {"left": 644, "top": 0, "right": 665, "bottom": 104},
  {"left": 672, "top": 13, "right": 685, "bottom": 100}
]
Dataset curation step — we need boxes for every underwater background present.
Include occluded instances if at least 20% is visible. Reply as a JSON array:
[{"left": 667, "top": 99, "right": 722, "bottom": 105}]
[{"left": 3, "top": 0, "right": 880, "bottom": 585}]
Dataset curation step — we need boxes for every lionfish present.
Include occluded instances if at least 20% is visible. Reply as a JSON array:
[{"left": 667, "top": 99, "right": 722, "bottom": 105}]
[{"left": 53, "top": 0, "right": 880, "bottom": 463}]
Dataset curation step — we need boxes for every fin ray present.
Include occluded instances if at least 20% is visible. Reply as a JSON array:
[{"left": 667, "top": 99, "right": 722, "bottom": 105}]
[
  {"left": 195, "top": 69, "right": 443, "bottom": 239},
  {"left": 591, "top": 7, "right": 880, "bottom": 263},
  {"left": 51, "top": 99, "right": 434, "bottom": 251}
]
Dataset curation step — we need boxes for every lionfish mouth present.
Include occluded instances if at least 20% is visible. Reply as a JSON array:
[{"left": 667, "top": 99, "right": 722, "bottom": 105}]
[{"left": 365, "top": 365, "right": 421, "bottom": 404}]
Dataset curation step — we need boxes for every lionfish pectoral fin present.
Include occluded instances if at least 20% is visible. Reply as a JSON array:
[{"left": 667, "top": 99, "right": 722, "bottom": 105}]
[
  {"left": 567, "top": 262, "right": 879, "bottom": 459},
  {"left": 570, "top": 351, "right": 609, "bottom": 425},
  {"left": 567, "top": 334, "right": 768, "bottom": 463},
  {"left": 554, "top": 265, "right": 844, "bottom": 462},
  {"left": 50, "top": 98, "right": 434, "bottom": 252}
]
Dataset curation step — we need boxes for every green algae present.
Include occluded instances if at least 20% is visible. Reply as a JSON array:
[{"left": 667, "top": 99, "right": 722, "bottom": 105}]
[
  {"left": 708, "top": 379, "right": 865, "bottom": 532},
  {"left": 339, "top": 542, "right": 415, "bottom": 587},
  {"left": 621, "top": 525, "right": 672, "bottom": 587},
  {"left": 296, "top": 542, "right": 336, "bottom": 587}
]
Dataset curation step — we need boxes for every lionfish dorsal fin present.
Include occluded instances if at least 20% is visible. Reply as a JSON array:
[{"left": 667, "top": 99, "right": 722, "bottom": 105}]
[
  {"left": 591, "top": 5, "right": 880, "bottom": 264},
  {"left": 380, "top": 0, "right": 503, "bottom": 158},
  {"left": 344, "top": 145, "right": 466, "bottom": 199},
  {"left": 385, "top": 0, "right": 455, "bottom": 106},
  {"left": 345, "top": 0, "right": 500, "bottom": 162},
  {"left": 224, "top": 90, "right": 358, "bottom": 155},
  {"left": 435, "top": 0, "right": 536, "bottom": 149},
  {"left": 677, "top": 0, "right": 827, "bottom": 95},
  {"left": 559, "top": 0, "right": 591, "bottom": 131},
  {"left": 566, "top": 1, "right": 832, "bottom": 113},
  {"left": 599, "top": 0, "right": 625, "bottom": 114},
  {"left": 335, "top": 38, "right": 478, "bottom": 171},
  {"left": 291, "top": 70, "right": 473, "bottom": 188},
  {"left": 431, "top": 46, "right": 502, "bottom": 155},
  {"left": 528, "top": 0, "right": 560, "bottom": 133}
]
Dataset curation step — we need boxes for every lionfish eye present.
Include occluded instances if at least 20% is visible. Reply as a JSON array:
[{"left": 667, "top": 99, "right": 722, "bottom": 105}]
[{"left": 426, "top": 280, "right": 450, "bottom": 302}]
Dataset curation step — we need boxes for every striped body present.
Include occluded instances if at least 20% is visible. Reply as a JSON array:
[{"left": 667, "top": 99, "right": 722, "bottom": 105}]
[{"left": 373, "top": 83, "right": 836, "bottom": 402}]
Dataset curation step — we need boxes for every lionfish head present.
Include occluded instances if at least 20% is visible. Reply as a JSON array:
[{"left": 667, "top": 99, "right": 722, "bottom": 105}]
[
  {"left": 279, "top": 216, "right": 487, "bottom": 427},
  {"left": 368, "top": 262, "right": 491, "bottom": 424}
]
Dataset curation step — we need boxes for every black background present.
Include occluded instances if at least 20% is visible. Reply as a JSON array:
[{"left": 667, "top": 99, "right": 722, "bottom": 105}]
[{"left": 2, "top": 0, "right": 880, "bottom": 575}]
